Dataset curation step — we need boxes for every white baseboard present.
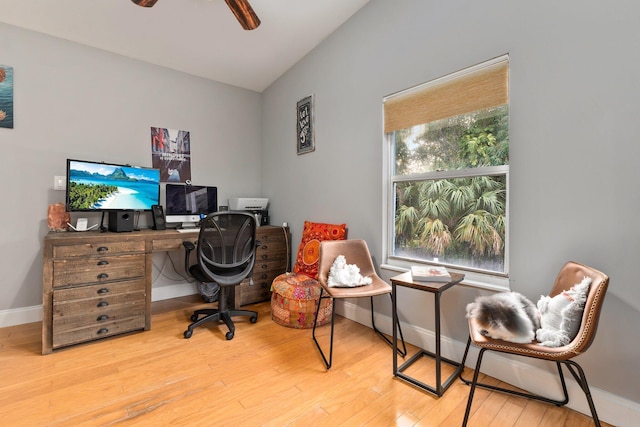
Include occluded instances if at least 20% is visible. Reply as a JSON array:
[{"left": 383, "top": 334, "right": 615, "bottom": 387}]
[
  {"left": 0, "top": 283, "right": 198, "bottom": 328},
  {"left": 336, "top": 300, "right": 640, "bottom": 427},
  {"left": 150, "top": 282, "right": 197, "bottom": 301},
  {"left": 0, "top": 305, "right": 42, "bottom": 327}
]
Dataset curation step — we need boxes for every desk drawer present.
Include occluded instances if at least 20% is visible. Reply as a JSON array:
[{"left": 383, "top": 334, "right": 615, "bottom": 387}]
[
  {"left": 240, "top": 280, "right": 271, "bottom": 304},
  {"left": 255, "top": 246, "right": 288, "bottom": 261},
  {"left": 252, "top": 259, "right": 287, "bottom": 275},
  {"left": 52, "top": 316, "right": 146, "bottom": 349},
  {"left": 53, "top": 279, "right": 145, "bottom": 300},
  {"left": 153, "top": 237, "right": 193, "bottom": 251},
  {"left": 52, "top": 280, "right": 146, "bottom": 348},
  {"left": 53, "top": 240, "right": 145, "bottom": 258},
  {"left": 52, "top": 254, "right": 145, "bottom": 287},
  {"left": 53, "top": 293, "right": 145, "bottom": 330}
]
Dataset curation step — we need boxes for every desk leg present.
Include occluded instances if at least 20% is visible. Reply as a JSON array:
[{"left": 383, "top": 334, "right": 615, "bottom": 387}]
[
  {"left": 392, "top": 281, "right": 398, "bottom": 375},
  {"left": 434, "top": 291, "right": 442, "bottom": 395}
]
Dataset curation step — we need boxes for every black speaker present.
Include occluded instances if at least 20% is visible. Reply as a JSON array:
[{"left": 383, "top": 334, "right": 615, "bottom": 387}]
[
  {"left": 151, "top": 205, "right": 166, "bottom": 230},
  {"left": 108, "top": 210, "right": 134, "bottom": 232}
]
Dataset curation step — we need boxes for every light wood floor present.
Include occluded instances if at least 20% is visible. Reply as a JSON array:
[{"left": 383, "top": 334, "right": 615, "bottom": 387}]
[{"left": 0, "top": 296, "right": 607, "bottom": 427}]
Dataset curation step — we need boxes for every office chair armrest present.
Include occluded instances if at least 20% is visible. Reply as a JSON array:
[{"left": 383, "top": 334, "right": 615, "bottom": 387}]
[{"left": 183, "top": 241, "right": 196, "bottom": 274}]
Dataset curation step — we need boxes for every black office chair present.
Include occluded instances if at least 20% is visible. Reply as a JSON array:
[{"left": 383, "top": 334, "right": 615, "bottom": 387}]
[{"left": 183, "top": 211, "right": 258, "bottom": 340}]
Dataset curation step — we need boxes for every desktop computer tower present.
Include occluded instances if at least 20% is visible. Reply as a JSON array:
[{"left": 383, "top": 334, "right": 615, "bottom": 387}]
[{"left": 108, "top": 210, "right": 134, "bottom": 232}]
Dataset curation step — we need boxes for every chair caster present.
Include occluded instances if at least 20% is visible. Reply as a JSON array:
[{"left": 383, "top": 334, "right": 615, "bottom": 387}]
[
  {"left": 184, "top": 329, "right": 193, "bottom": 339},
  {"left": 225, "top": 331, "right": 234, "bottom": 340},
  {"left": 250, "top": 315, "right": 258, "bottom": 323},
  {"left": 190, "top": 314, "right": 199, "bottom": 322}
]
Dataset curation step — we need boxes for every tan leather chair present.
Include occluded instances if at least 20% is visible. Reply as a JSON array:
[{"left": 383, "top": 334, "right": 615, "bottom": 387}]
[
  {"left": 459, "top": 261, "right": 609, "bottom": 426},
  {"left": 312, "top": 239, "right": 406, "bottom": 369}
]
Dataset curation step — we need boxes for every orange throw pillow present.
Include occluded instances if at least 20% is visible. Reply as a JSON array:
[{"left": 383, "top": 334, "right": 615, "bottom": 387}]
[{"left": 293, "top": 221, "right": 347, "bottom": 279}]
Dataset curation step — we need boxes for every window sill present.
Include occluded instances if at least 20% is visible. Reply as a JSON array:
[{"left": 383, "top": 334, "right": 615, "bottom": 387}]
[{"left": 380, "top": 263, "right": 510, "bottom": 292}]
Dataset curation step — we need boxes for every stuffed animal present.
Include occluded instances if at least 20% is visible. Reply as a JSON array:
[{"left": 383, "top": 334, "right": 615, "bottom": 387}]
[
  {"left": 466, "top": 292, "right": 540, "bottom": 343},
  {"left": 327, "top": 255, "right": 373, "bottom": 287},
  {"left": 535, "top": 277, "right": 591, "bottom": 347}
]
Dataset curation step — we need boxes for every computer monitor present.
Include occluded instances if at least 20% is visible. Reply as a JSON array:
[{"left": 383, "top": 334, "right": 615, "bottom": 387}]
[
  {"left": 165, "top": 184, "right": 218, "bottom": 228},
  {"left": 66, "top": 159, "right": 160, "bottom": 212}
]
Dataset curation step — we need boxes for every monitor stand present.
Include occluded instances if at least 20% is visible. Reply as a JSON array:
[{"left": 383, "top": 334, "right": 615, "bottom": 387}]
[{"left": 178, "top": 221, "right": 198, "bottom": 230}]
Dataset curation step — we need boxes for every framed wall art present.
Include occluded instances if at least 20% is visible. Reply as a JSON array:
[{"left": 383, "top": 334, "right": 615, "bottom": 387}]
[
  {"left": 0, "top": 65, "right": 14, "bottom": 129},
  {"left": 296, "top": 94, "right": 314, "bottom": 154},
  {"left": 150, "top": 126, "right": 192, "bottom": 183}
]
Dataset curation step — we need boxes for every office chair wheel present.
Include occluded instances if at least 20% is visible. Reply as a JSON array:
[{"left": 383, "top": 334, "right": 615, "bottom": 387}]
[
  {"left": 250, "top": 315, "right": 258, "bottom": 323},
  {"left": 190, "top": 314, "right": 199, "bottom": 322},
  {"left": 184, "top": 329, "right": 193, "bottom": 339},
  {"left": 225, "top": 331, "right": 234, "bottom": 340}
]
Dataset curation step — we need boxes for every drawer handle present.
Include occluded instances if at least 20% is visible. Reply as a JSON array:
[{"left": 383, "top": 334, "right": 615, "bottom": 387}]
[
  {"left": 261, "top": 254, "right": 268, "bottom": 259},
  {"left": 97, "top": 288, "right": 109, "bottom": 295},
  {"left": 97, "top": 246, "right": 109, "bottom": 253},
  {"left": 261, "top": 291, "right": 268, "bottom": 297},
  {"left": 97, "top": 260, "right": 109, "bottom": 266},
  {"left": 97, "top": 273, "right": 109, "bottom": 280},
  {"left": 261, "top": 264, "right": 267, "bottom": 269},
  {"left": 97, "top": 301, "right": 109, "bottom": 307},
  {"left": 97, "top": 328, "right": 109, "bottom": 335},
  {"left": 260, "top": 282, "right": 268, "bottom": 288},
  {"left": 261, "top": 245, "right": 268, "bottom": 250},
  {"left": 261, "top": 274, "right": 267, "bottom": 279},
  {"left": 97, "top": 315, "right": 109, "bottom": 322}
]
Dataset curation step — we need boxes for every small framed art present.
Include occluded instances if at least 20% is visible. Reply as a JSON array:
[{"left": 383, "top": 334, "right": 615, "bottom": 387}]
[
  {"left": 0, "top": 65, "right": 14, "bottom": 129},
  {"left": 296, "top": 94, "right": 314, "bottom": 154}
]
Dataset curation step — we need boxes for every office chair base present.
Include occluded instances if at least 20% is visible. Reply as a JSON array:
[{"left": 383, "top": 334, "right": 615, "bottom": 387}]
[
  {"left": 184, "top": 308, "right": 258, "bottom": 340},
  {"left": 459, "top": 336, "right": 601, "bottom": 427}
]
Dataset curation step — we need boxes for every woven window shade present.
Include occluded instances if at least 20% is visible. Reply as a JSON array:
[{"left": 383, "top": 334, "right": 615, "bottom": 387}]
[{"left": 384, "top": 56, "right": 509, "bottom": 133}]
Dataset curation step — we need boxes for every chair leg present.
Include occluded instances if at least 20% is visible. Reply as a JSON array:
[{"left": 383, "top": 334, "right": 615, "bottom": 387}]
[
  {"left": 563, "top": 360, "right": 602, "bottom": 427},
  {"left": 462, "top": 346, "right": 486, "bottom": 426},
  {"left": 370, "top": 295, "right": 407, "bottom": 357},
  {"left": 460, "top": 345, "right": 570, "bottom": 404},
  {"left": 184, "top": 311, "right": 223, "bottom": 338},
  {"left": 312, "top": 288, "right": 336, "bottom": 369},
  {"left": 459, "top": 336, "right": 603, "bottom": 427}
]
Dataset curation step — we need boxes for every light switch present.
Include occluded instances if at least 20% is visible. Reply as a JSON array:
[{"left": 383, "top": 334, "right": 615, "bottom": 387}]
[{"left": 54, "top": 176, "right": 66, "bottom": 191}]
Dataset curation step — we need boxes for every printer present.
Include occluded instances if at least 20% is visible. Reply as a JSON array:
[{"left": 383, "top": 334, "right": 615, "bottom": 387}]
[{"left": 228, "top": 198, "right": 269, "bottom": 226}]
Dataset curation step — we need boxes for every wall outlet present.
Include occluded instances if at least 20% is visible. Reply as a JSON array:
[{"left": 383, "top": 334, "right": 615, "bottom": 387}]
[{"left": 54, "top": 176, "right": 66, "bottom": 191}]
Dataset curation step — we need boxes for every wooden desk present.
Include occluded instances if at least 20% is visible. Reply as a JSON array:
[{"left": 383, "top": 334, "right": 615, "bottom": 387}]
[
  {"left": 42, "top": 226, "right": 289, "bottom": 354},
  {"left": 391, "top": 271, "right": 465, "bottom": 396}
]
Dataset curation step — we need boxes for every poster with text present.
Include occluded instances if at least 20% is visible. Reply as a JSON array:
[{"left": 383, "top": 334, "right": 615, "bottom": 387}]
[
  {"left": 151, "top": 127, "right": 192, "bottom": 183},
  {"left": 0, "top": 65, "right": 14, "bottom": 129}
]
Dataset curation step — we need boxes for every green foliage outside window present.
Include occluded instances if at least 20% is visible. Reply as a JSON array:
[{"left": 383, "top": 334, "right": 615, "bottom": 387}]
[{"left": 392, "top": 105, "right": 508, "bottom": 273}]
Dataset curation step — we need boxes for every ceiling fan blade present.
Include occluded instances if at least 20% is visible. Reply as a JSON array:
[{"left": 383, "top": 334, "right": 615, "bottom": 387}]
[
  {"left": 225, "top": 0, "right": 261, "bottom": 30},
  {"left": 131, "top": 0, "right": 158, "bottom": 6}
]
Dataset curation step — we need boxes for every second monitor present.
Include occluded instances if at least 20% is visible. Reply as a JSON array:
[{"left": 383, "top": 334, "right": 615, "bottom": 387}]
[{"left": 165, "top": 184, "right": 218, "bottom": 229}]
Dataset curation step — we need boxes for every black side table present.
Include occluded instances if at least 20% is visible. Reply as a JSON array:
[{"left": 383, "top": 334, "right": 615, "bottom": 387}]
[{"left": 391, "top": 271, "right": 465, "bottom": 396}]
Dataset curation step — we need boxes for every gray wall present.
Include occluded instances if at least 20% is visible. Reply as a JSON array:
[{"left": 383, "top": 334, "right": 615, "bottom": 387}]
[
  {"left": 262, "top": 0, "right": 640, "bottom": 405},
  {"left": 0, "top": 23, "right": 262, "bottom": 310}
]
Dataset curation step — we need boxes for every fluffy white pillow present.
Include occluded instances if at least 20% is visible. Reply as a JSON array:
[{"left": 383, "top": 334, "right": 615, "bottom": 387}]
[
  {"left": 327, "top": 255, "right": 372, "bottom": 287},
  {"left": 535, "top": 277, "right": 591, "bottom": 347}
]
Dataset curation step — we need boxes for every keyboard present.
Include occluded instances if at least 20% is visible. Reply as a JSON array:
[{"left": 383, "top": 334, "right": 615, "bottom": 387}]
[{"left": 176, "top": 228, "right": 199, "bottom": 233}]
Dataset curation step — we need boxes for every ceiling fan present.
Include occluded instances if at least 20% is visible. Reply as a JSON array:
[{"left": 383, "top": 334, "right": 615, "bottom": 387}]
[{"left": 131, "top": 0, "right": 261, "bottom": 30}]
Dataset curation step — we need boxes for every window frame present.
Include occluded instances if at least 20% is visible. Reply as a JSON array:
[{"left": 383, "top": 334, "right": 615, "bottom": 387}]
[{"left": 381, "top": 56, "right": 510, "bottom": 291}]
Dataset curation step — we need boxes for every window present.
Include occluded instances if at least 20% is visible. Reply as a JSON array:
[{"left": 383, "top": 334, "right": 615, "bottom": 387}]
[{"left": 383, "top": 55, "right": 509, "bottom": 288}]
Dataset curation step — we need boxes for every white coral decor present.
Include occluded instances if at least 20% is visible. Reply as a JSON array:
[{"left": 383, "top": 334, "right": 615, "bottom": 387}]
[{"left": 327, "top": 255, "right": 373, "bottom": 287}]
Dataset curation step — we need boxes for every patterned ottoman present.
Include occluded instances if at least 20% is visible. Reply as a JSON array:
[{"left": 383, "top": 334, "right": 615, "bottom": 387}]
[{"left": 271, "top": 272, "right": 333, "bottom": 329}]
